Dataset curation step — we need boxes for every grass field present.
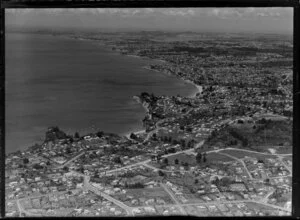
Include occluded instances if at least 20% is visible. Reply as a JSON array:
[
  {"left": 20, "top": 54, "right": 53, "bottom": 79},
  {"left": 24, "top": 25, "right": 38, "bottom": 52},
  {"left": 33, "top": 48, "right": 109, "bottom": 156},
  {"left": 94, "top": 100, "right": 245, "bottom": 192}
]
[
  {"left": 165, "top": 151, "right": 235, "bottom": 167},
  {"left": 218, "top": 149, "right": 278, "bottom": 160},
  {"left": 205, "top": 152, "right": 235, "bottom": 163},
  {"left": 271, "top": 146, "right": 292, "bottom": 154},
  {"left": 244, "top": 202, "right": 280, "bottom": 211},
  {"left": 120, "top": 187, "right": 174, "bottom": 206}
]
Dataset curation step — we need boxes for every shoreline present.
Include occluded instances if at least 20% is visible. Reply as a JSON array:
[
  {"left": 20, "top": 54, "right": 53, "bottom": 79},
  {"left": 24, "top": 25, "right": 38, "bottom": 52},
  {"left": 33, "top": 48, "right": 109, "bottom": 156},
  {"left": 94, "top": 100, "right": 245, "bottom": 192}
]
[
  {"left": 126, "top": 54, "right": 166, "bottom": 64},
  {"left": 185, "top": 79, "right": 203, "bottom": 98},
  {"left": 123, "top": 129, "right": 146, "bottom": 139},
  {"left": 8, "top": 33, "right": 201, "bottom": 154},
  {"left": 143, "top": 66, "right": 202, "bottom": 98}
]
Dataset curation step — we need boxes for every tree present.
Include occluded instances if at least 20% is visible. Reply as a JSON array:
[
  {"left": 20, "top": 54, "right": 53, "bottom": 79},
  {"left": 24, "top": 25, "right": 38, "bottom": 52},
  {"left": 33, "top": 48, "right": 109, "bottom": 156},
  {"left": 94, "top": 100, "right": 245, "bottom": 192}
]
[
  {"left": 265, "top": 178, "right": 270, "bottom": 185},
  {"left": 194, "top": 179, "right": 199, "bottom": 184},
  {"left": 158, "top": 170, "right": 165, "bottom": 176},
  {"left": 66, "top": 147, "right": 72, "bottom": 154},
  {"left": 130, "top": 133, "right": 137, "bottom": 140},
  {"left": 219, "top": 177, "right": 232, "bottom": 187},
  {"left": 180, "top": 139, "right": 186, "bottom": 148},
  {"left": 163, "top": 158, "right": 169, "bottom": 165},
  {"left": 212, "top": 177, "right": 220, "bottom": 186},
  {"left": 174, "top": 159, "right": 179, "bottom": 165},
  {"left": 79, "top": 166, "right": 84, "bottom": 173},
  {"left": 203, "top": 155, "right": 207, "bottom": 163},
  {"left": 231, "top": 140, "right": 238, "bottom": 145},
  {"left": 186, "top": 127, "right": 192, "bottom": 132},
  {"left": 163, "top": 136, "right": 168, "bottom": 142},
  {"left": 63, "top": 166, "right": 69, "bottom": 172},
  {"left": 96, "top": 131, "right": 104, "bottom": 137},
  {"left": 33, "top": 163, "right": 43, "bottom": 170},
  {"left": 23, "top": 158, "right": 29, "bottom": 164},
  {"left": 152, "top": 133, "right": 157, "bottom": 139},
  {"left": 190, "top": 188, "right": 196, "bottom": 193},
  {"left": 69, "top": 137, "right": 74, "bottom": 143},
  {"left": 183, "top": 162, "right": 189, "bottom": 170},
  {"left": 196, "top": 152, "right": 202, "bottom": 163},
  {"left": 46, "top": 161, "right": 51, "bottom": 166},
  {"left": 113, "top": 156, "right": 122, "bottom": 164},
  {"left": 259, "top": 118, "right": 267, "bottom": 124},
  {"left": 167, "top": 148, "right": 176, "bottom": 153},
  {"left": 172, "top": 139, "right": 179, "bottom": 145},
  {"left": 74, "top": 132, "right": 80, "bottom": 139}
]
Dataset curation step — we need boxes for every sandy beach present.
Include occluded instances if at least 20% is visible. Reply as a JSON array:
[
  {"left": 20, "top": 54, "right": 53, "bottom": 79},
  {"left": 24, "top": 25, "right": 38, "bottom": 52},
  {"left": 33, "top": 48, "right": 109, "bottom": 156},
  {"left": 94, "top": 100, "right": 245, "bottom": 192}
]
[
  {"left": 184, "top": 79, "right": 203, "bottom": 98},
  {"left": 124, "top": 129, "right": 146, "bottom": 138}
]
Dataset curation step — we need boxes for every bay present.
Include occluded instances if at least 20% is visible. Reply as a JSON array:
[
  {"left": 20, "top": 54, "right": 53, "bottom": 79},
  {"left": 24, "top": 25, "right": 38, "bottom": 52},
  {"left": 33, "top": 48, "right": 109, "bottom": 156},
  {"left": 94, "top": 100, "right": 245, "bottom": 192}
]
[{"left": 5, "top": 33, "right": 197, "bottom": 153}]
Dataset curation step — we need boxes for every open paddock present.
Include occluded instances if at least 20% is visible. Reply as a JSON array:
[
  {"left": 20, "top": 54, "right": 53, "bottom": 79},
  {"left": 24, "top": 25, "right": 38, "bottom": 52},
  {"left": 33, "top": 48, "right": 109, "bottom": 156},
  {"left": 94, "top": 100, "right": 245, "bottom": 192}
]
[
  {"left": 166, "top": 153, "right": 197, "bottom": 166},
  {"left": 218, "top": 149, "right": 278, "bottom": 160},
  {"left": 205, "top": 152, "right": 235, "bottom": 163}
]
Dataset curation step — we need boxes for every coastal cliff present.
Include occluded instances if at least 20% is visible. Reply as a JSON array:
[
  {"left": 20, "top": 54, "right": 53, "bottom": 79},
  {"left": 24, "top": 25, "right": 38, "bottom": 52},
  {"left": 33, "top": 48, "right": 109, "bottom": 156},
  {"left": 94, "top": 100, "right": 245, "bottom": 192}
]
[{"left": 44, "top": 126, "right": 68, "bottom": 142}]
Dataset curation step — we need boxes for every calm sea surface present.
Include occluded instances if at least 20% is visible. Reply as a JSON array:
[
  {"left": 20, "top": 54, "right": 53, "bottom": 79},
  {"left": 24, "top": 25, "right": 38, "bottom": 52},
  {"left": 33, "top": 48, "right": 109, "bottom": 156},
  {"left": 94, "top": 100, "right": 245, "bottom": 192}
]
[{"left": 6, "top": 33, "right": 197, "bottom": 153}]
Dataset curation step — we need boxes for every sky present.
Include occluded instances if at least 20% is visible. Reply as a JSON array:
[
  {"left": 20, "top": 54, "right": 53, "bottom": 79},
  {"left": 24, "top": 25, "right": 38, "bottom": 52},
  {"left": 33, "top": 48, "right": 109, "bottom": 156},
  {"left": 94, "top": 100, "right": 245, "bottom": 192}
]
[{"left": 6, "top": 8, "right": 293, "bottom": 34}]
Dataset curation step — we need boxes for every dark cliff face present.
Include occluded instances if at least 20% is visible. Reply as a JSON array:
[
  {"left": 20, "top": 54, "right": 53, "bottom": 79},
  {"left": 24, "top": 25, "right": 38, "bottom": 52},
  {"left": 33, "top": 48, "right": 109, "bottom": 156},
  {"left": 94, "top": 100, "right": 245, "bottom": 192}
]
[{"left": 45, "top": 126, "right": 68, "bottom": 142}]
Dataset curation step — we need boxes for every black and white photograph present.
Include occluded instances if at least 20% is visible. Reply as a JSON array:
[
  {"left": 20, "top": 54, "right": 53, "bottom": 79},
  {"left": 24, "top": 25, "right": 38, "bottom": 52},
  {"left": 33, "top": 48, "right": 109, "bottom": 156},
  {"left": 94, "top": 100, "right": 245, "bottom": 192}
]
[{"left": 4, "top": 7, "right": 293, "bottom": 217}]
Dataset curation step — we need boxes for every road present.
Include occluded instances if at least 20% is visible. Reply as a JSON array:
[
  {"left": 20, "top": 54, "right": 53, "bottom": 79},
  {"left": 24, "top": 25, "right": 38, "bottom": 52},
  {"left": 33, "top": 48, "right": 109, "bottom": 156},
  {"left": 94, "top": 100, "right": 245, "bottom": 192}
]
[
  {"left": 103, "top": 159, "right": 151, "bottom": 175},
  {"left": 144, "top": 118, "right": 168, "bottom": 142},
  {"left": 216, "top": 147, "right": 292, "bottom": 179},
  {"left": 16, "top": 190, "right": 290, "bottom": 217},
  {"left": 100, "top": 147, "right": 200, "bottom": 175},
  {"left": 16, "top": 199, "right": 22, "bottom": 217},
  {"left": 160, "top": 183, "right": 187, "bottom": 215},
  {"left": 221, "top": 147, "right": 292, "bottom": 156},
  {"left": 61, "top": 151, "right": 85, "bottom": 167},
  {"left": 217, "top": 152, "right": 253, "bottom": 180},
  {"left": 25, "top": 140, "right": 291, "bottom": 217},
  {"left": 194, "top": 140, "right": 205, "bottom": 150},
  {"left": 65, "top": 145, "right": 290, "bottom": 177},
  {"left": 85, "top": 181, "right": 133, "bottom": 216},
  {"left": 144, "top": 107, "right": 195, "bottom": 142},
  {"left": 261, "top": 189, "right": 275, "bottom": 204},
  {"left": 143, "top": 163, "right": 226, "bottom": 180},
  {"left": 16, "top": 199, "right": 42, "bottom": 217},
  {"left": 131, "top": 198, "right": 290, "bottom": 213},
  {"left": 69, "top": 146, "right": 198, "bottom": 177},
  {"left": 277, "top": 156, "right": 292, "bottom": 174}
]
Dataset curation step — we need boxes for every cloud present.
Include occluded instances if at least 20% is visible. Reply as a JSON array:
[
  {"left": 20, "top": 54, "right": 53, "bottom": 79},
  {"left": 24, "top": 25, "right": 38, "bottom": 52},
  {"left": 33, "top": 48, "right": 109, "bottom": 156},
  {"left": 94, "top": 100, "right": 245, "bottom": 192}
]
[
  {"left": 159, "top": 9, "right": 196, "bottom": 16},
  {"left": 209, "top": 8, "right": 242, "bottom": 19},
  {"left": 205, "top": 8, "right": 291, "bottom": 19},
  {"left": 5, "top": 7, "right": 293, "bottom": 34},
  {"left": 7, "top": 8, "right": 291, "bottom": 19}
]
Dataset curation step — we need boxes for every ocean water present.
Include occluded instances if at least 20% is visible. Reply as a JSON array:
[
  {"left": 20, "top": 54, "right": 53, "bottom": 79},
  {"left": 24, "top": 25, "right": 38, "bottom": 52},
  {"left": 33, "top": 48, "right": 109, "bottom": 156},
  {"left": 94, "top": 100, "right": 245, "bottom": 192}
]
[{"left": 5, "top": 33, "right": 197, "bottom": 153}]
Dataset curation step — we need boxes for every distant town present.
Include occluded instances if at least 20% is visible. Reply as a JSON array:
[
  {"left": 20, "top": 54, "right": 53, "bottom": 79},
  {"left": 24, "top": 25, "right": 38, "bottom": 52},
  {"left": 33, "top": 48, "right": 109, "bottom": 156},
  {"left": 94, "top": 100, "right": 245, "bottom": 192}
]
[{"left": 6, "top": 31, "right": 292, "bottom": 217}]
